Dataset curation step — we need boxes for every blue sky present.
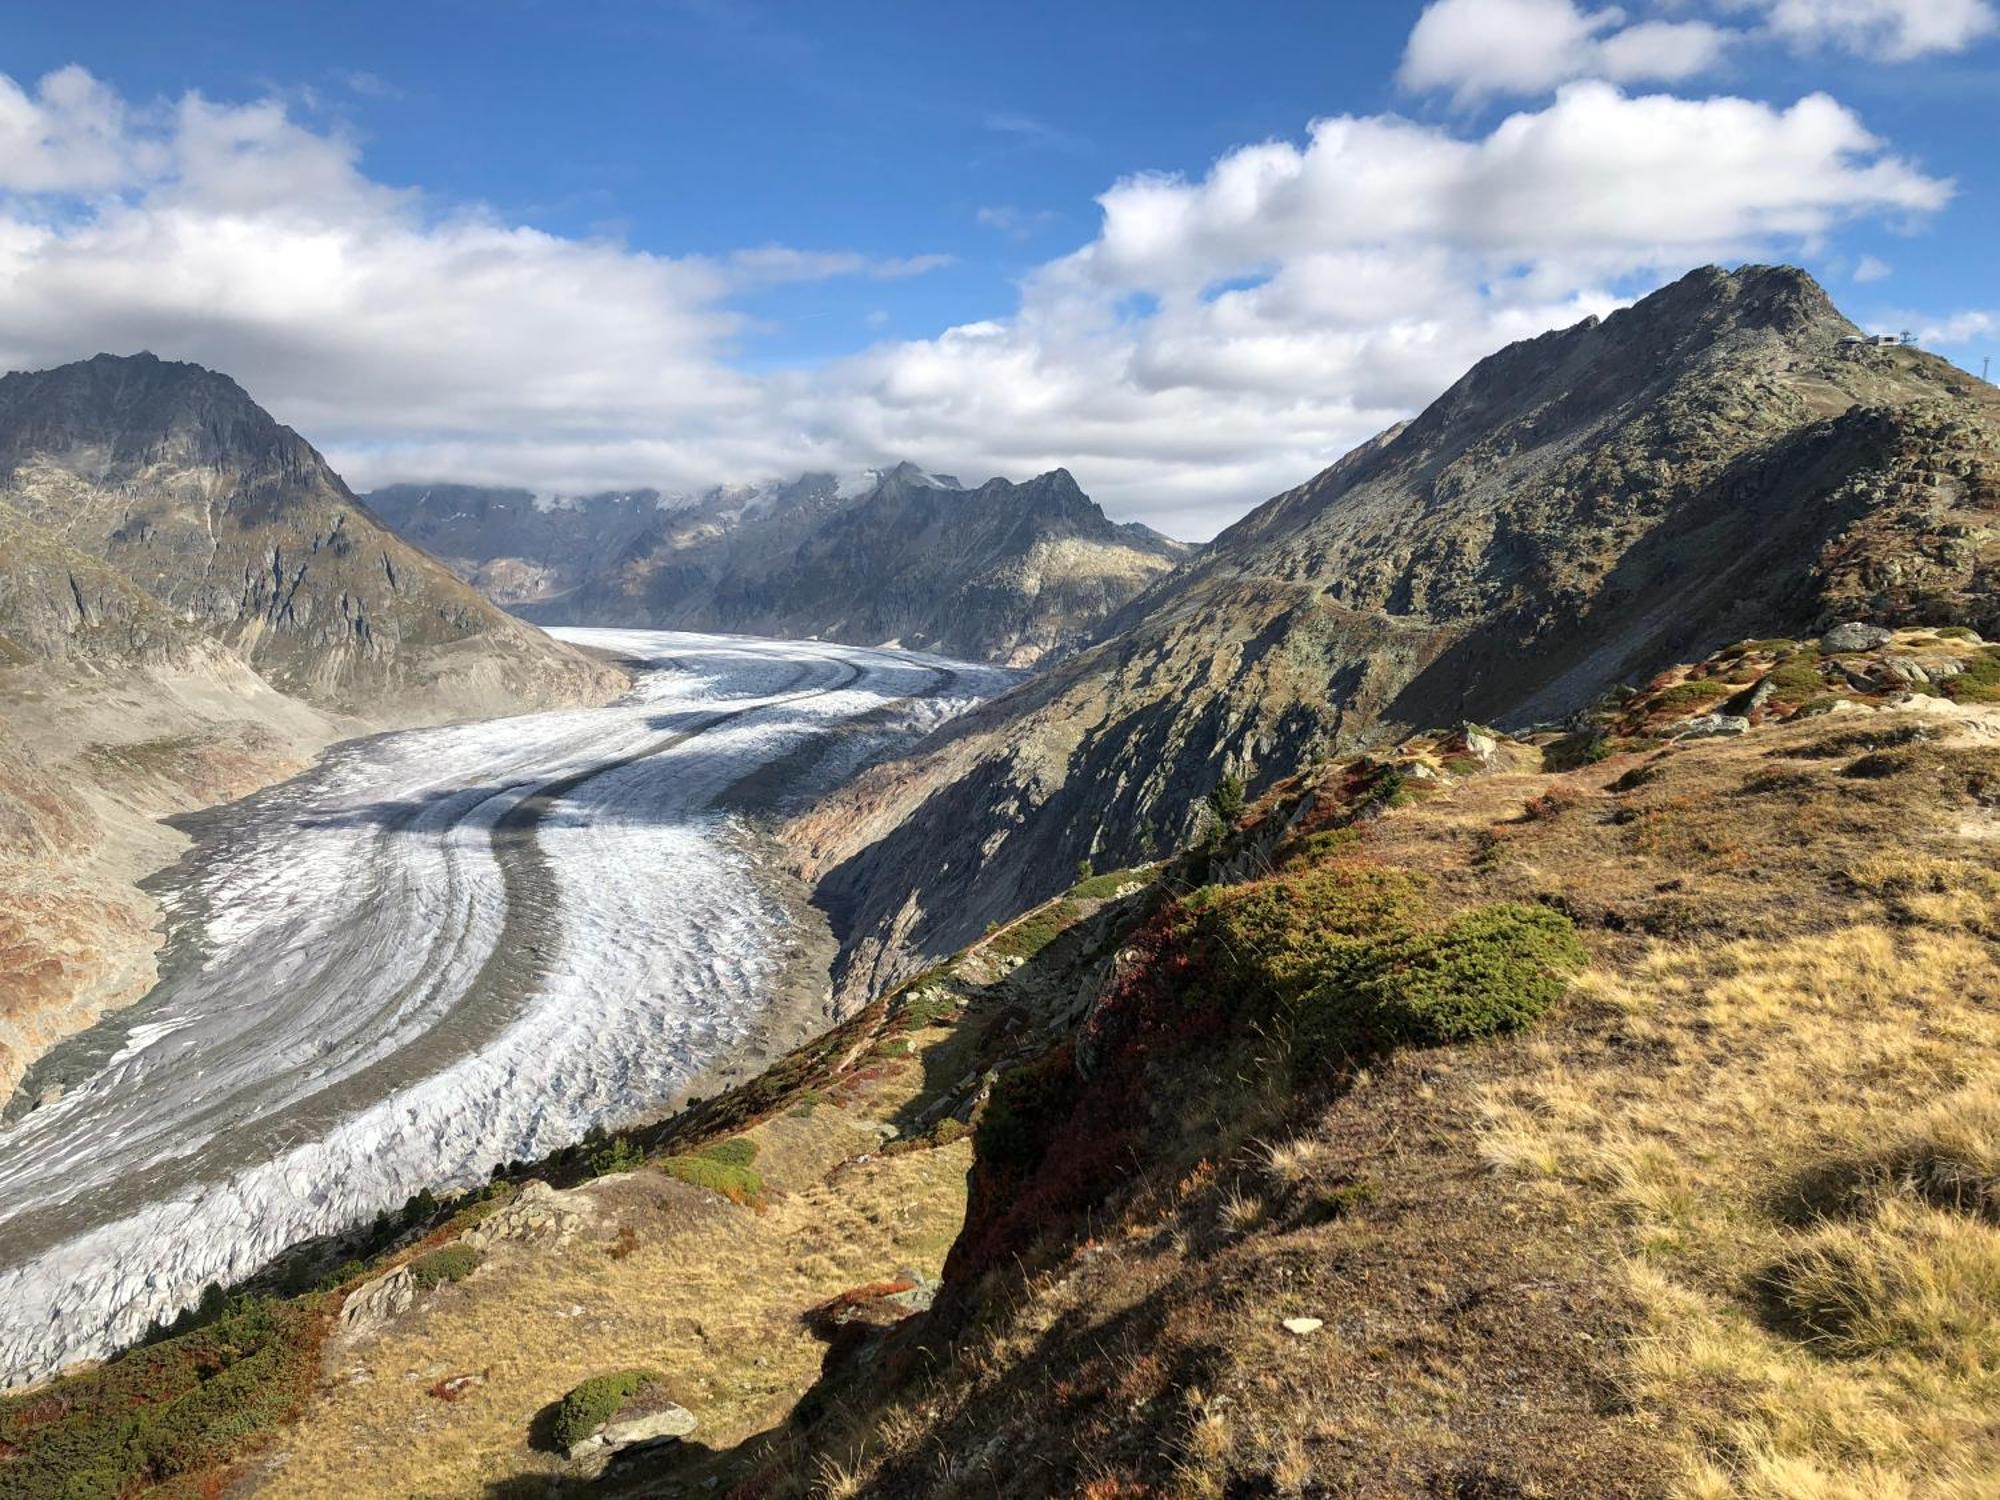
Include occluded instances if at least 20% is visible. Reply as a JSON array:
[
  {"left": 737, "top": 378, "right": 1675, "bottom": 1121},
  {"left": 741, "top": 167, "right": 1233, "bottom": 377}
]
[{"left": 1, "top": 0, "right": 1995, "bottom": 536}]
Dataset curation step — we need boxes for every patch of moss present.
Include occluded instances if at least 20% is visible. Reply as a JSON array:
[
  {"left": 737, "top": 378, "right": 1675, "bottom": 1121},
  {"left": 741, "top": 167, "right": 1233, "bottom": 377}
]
[
  {"left": 695, "top": 1136, "right": 758, "bottom": 1168},
  {"left": 1070, "top": 865, "right": 1158, "bottom": 901},
  {"left": 1763, "top": 653, "right": 1829, "bottom": 703},
  {"left": 550, "top": 1369, "right": 664, "bottom": 1452},
  {"left": 1650, "top": 679, "right": 1736, "bottom": 714},
  {"left": 407, "top": 1244, "right": 482, "bottom": 1290},
  {"left": 1936, "top": 625, "right": 1982, "bottom": 641}
]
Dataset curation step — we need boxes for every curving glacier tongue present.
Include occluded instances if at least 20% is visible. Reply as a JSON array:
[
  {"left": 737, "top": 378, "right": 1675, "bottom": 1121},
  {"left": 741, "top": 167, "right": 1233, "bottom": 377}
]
[{"left": 0, "top": 629, "right": 1007, "bottom": 1386}]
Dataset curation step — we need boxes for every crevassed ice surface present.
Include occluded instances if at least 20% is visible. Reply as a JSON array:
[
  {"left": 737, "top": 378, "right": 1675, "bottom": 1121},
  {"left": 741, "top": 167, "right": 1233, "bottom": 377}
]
[{"left": 0, "top": 630, "right": 1008, "bottom": 1385}]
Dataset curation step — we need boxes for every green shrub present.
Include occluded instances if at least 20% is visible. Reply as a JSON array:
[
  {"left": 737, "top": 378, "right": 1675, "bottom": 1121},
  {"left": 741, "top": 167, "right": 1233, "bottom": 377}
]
[
  {"left": 1722, "top": 637, "right": 1799, "bottom": 658},
  {"left": 551, "top": 1368, "right": 664, "bottom": 1452},
  {"left": 977, "top": 1046, "right": 1082, "bottom": 1179},
  {"left": 0, "top": 1294, "right": 319, "bottom": 1498},
  {"left": 408, "top": 1244, "right": 482, "bottom": 1289},
  {"left": 1208, "top": 773, "right": 1246, "bottom": 825},
  {"left": 1189, "top": 865, "right": 1427, "bottom": 1012},
  {"left": 1355, "top": 903, "right": 1586, "bottom": 1045},
  {"left": 987, "top": 900, "right": 1080, "bottom": 962},
  {"left": 1651, "top": 679, "right": 1735, "bottom": 713},
  {"left": 1276, "top": 826, "right": 1361, "bottom": 869},
  {"left": 1541, "top": 730, "right": 1611, "bottom": 772},
  {"left": 588, "top": 1135, "right": 646, "bottom": 1177},
  {"left": 1764, "top": 653, "right": 1829, "bottom": 703}
]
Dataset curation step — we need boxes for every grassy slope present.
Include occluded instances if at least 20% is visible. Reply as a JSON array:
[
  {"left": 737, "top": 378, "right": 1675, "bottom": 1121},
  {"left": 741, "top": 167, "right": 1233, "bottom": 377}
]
[{"left": 10, "top": 632, "right": 2000, "bottom": 1499}]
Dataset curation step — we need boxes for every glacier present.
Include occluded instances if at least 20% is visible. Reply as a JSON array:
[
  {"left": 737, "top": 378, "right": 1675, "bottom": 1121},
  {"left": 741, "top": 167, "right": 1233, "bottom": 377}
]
[{"left": 0, "top": 630, "right": 1006, "bottom": 1386}]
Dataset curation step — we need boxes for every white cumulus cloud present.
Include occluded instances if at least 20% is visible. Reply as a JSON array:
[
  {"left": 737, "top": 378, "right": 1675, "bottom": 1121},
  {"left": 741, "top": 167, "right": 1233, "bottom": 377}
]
[
  {"left": 1401, "top": 0, "right": 1732, "bottom": 102},
  {"left": 0, "top": 68, "right": 1959, "bottom": 540},
  {"left": 1759, "top": 0, "right": 1998, "bottom": 61}
]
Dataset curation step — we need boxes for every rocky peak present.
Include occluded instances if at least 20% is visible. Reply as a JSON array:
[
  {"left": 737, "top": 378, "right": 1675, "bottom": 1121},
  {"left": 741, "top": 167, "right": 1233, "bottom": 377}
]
[{"left": 0, "top": 351, "right": 306, "bottom": 479}]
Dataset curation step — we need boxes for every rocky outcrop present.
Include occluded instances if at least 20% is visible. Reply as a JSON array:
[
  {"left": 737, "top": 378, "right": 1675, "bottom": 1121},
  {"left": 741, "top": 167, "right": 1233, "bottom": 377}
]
[
  {"left": 369, "top": 464, "right": 1190, "bottom": 667},
  {"left": 336, "top": 1266, "right": 419, "bottom": 1341},
  {"left": 787, "top": 266, "right": 2000, "bottom": 1003}
]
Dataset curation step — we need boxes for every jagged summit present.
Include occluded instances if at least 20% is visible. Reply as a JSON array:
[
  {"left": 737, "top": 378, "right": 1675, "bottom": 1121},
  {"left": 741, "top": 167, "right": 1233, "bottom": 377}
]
[
  {"left": 0, "top": 352, "right": 299, "bottom": 475},
  {"left": 371, "top": 461, "right": 1191, "bottom": 667}
]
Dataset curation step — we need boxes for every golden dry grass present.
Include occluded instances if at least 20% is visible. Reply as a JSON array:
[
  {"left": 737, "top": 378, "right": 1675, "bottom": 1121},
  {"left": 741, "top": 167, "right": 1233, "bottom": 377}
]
[
  {"left": 251, "top": 1026, "right": 972, "bottom": 1500},
  {"left": 1478, "top": 918, "right": 2000, "bottom": 1499}
]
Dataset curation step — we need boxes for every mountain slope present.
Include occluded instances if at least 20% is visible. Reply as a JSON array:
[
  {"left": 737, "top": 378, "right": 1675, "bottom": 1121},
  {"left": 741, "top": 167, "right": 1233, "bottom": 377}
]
[
  {"left": 368, "top": 463, "right": 1190, "bottom": 667},
  {"left": 787, "top": 265, "right": 2000, "bottom": 1001},
  {"left": 0, "top": 352, "right": 620, "bottom": 720},
  {"left": 0, "top": 352, "right": 624, "bottom": 1093}
]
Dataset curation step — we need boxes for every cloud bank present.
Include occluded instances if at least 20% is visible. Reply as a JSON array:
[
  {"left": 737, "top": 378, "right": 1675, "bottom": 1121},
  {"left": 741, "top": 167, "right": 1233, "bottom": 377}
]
[{"left": 0, "top": 62, "right": 1959, "bottom": 539}]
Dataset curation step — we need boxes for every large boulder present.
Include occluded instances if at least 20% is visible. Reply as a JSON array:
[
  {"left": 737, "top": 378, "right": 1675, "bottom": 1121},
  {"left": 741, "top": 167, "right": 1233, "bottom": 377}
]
[
  {"left": 1821, "top": 622, "right": 1894, "bottom": 654},
  {"left": 1673, "top": 714, "right": 1751, "bottom": 740}
]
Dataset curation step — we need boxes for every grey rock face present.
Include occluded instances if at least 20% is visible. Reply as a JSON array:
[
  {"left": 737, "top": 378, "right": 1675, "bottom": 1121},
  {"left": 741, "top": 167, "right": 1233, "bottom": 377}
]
[
  {"left": 462, "top": 1180, "right": 581, "bottom": 1251},
  {"left": 0, "top": 353, "right": 619, "bottom": 720},
  {"left": 336, "top": 1266, "right": 418, "bottom": 1340}
]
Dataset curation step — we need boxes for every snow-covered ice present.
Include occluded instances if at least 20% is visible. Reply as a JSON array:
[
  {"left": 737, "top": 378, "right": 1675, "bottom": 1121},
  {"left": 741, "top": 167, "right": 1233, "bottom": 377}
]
[{"left": 0, "top": 630, "right": 1006, "bottom": 1386}]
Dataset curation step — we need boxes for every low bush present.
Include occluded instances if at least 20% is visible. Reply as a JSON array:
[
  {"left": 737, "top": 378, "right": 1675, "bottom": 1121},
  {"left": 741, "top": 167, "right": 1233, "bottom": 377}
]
[
  {"left": 1276, "top": 827, "right": 1360, "bottom": 870},
  {"left": 661, "top": 1153, "right": 765, "bottom": 1206},
  {"left": 407, "top": 1244, "right": 482, "bottom": 1290},
  {"left": 1944, "top": 647, "right": 2000, "bottom": 704},
  {"left": 1540, "top": 731, "right": 1610, "bottom": 771},
  {"left": 0, "top": 1294, "right": 321, "bottom": 1499},
  {"left": 695, "top": 1136, "right": 759, "bottom": 1168},
  {"left": 1650, "top": 679, "right": 1735, "bottom": 714},
  {"left": 1070, "top": 865, "right": 1157, "bottom": 901},
  {"left": 550, "top": 1368, "right": 664, "bottom": 1452},
  {"left": 1351, "top": 903, "right": 1587, "bottom": 1048},
  {"left": 1763, "top": 652, "right": 1829, "bottom": 704}
]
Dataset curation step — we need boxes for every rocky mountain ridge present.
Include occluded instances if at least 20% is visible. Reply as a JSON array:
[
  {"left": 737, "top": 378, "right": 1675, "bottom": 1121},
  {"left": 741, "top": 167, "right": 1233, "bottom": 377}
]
[
  {"left": 786, "top": 265, "right": 2000, "bottom": 1003},
  {"left": 367, "top": 462, "right": 1190, "bottom": 667}
]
